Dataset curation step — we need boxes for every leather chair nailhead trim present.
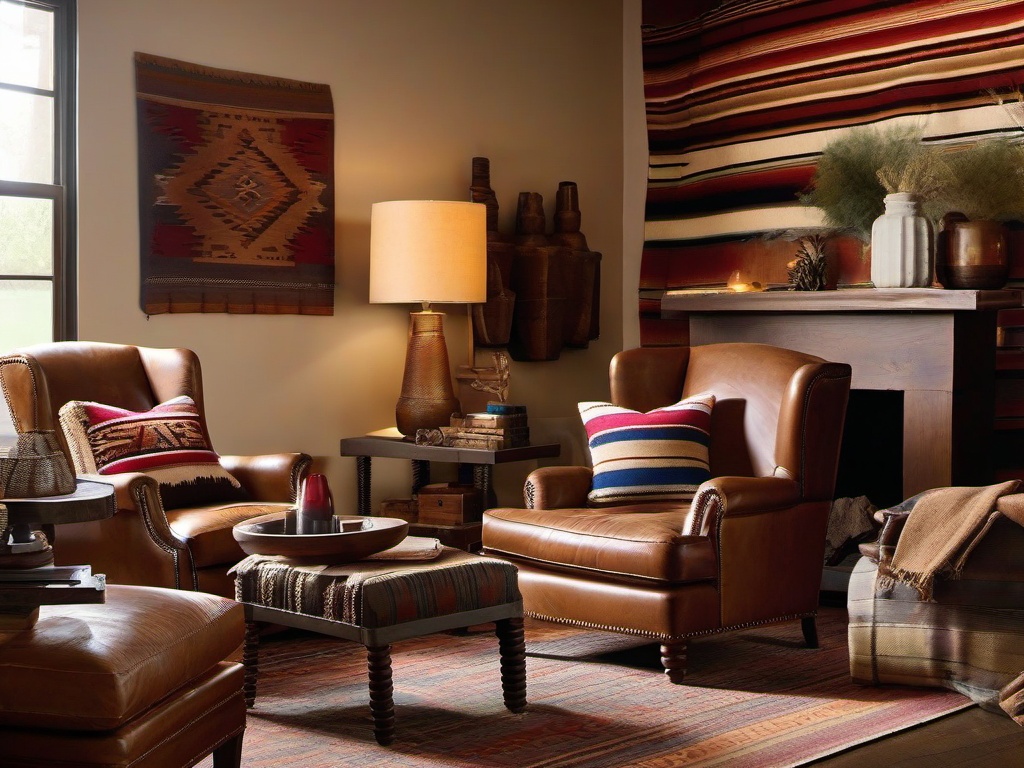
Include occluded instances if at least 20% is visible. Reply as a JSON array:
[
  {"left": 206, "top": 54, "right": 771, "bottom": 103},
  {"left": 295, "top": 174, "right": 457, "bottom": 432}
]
[{"left": 523, "top": 608, "right": 817, "bottom": 644}]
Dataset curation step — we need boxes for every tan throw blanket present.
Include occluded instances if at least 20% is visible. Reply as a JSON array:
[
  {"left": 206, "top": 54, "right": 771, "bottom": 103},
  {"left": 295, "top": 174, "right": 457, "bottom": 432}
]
[{"left": 879, "top": 480, "right": 1019, "bottom": 600}]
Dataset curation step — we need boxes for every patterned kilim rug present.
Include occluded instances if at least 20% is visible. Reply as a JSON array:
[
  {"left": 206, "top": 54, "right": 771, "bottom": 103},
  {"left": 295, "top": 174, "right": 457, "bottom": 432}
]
[{"left": 198, "top": 606, "right": 970, "bottom": 767}]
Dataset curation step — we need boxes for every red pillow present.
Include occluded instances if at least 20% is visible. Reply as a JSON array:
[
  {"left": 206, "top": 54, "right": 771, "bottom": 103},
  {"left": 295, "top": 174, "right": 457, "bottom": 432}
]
[{"left": 59, "top": 395, "right": 249, "bottom": 509}]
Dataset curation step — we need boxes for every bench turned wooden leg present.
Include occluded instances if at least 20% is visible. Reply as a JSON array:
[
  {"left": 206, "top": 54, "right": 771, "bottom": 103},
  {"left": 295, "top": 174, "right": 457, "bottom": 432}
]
[
  {"left": 802, "top": 616, "right": 819, "bottom": 648},
  {"left": 243, "top": 622, "right": 260, "bottom": 708},
  {"left": 495, "top": 616, "right": 527, "bottom": 713},
  {"left": 367, "top": 644, "right": 395, "bottom": 746},
  {"left": 660, "top": 641, "right": 687, "bottom": 684}
]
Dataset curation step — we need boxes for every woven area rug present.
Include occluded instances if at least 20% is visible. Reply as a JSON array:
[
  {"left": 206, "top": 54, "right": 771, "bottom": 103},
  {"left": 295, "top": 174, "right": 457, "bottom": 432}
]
[{"left": 198, "top": 606, "right": 971, "bottom": 767}]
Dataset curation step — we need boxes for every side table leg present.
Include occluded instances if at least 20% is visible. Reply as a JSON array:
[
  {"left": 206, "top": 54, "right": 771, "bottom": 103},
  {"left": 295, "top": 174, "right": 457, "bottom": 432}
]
[
  {"left": 243, "top": 622, "right": 260, "bottom": 708},
  {"left": 367, "top": 644, "right": 395, "bottom": 745},
  {"left": 473, "top": 464, "right": 497, "bottom": 508},
  {"left": 495, "top": 616, "right": 527, "bottom": 713},
  {"left": 411, "top": 459, "right": 430, "bottom": 493},
  {"left": 356, "top": 456, "right": 372, "bottom": 516}
]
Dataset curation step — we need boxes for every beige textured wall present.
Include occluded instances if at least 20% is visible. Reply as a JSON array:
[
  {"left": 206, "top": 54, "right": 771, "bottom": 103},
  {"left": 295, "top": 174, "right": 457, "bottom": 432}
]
[{"left": 76, "top": 0, "right": 633, "bottom": 508}]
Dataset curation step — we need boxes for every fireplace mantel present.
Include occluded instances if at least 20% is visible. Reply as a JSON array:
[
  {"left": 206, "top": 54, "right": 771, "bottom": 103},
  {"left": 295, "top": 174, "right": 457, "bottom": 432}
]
[
  {"left": 662, "top": 287, "right": 1022, "bottom": 498},
  {"left": 662, "top": 287, "right": 1017, "bottom": 313}
]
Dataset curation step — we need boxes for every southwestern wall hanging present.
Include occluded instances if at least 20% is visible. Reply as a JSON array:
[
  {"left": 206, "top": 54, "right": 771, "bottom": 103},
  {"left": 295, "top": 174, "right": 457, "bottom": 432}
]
[
  {"left": 640, "top": 0, "right": 1024, "bottom": 345},
  {"left": 135, "top": 53, "right": 335, "bottom": 315}
]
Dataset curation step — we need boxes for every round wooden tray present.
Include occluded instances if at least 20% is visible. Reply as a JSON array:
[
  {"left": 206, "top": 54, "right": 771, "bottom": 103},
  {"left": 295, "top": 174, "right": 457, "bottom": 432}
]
[{"left": 232, "top": 511, "right": 408, "bottom": 562}]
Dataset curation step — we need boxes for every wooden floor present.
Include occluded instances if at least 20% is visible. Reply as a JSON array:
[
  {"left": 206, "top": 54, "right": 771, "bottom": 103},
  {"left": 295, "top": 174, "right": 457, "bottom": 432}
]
[{"left": 817, "top": 706, "right": 1024, "bottom": 767}]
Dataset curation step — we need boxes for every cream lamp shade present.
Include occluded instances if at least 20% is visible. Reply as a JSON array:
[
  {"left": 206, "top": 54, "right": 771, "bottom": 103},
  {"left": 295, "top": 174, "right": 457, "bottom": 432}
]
[
  {"left": 369, "top": 200, "right": 487, "bottom": 306},
  {"left": 368, "top": 199, "right": 487, "bottom": 437}
]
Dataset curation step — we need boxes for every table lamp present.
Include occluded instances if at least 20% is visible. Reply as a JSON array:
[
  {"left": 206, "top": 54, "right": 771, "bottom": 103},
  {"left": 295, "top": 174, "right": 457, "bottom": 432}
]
[{"left": 370, "top": 200, "right": 487, "bottom": 438}]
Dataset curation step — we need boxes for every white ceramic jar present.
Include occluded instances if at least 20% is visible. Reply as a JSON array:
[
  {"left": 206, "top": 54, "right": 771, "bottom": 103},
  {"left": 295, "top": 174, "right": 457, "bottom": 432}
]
[{"left": 870, "top": 192, "right": 933, "bottom": 288}]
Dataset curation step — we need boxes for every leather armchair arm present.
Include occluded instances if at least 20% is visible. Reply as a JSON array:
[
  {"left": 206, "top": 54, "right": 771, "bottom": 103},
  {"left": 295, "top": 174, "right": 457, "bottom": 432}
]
[
  {"left": 220, "top": 452, "right": 312, "bottom": 502},
  {"left": 685, "top": 476, "right": 801, "bottom": 536},
  {"left": 524, "top": 466, "right": 593, "bottom": 509},
  {"left": 77, "top": 471, "right": 187, "bottom": 551},
  {"left": 52, "top": 472, "right": 196, "bottom": 590}
]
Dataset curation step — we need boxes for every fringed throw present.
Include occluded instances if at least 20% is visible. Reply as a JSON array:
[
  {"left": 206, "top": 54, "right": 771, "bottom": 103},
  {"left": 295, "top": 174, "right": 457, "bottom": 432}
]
[{"left": 878, "top": 481, "right": 1019, "bottom": 601}]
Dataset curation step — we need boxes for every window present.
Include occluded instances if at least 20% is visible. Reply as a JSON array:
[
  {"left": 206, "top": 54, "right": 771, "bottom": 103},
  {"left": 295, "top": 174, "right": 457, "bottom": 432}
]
[{"left": 0, "top": 0, "right": 75, "bottom": 350}]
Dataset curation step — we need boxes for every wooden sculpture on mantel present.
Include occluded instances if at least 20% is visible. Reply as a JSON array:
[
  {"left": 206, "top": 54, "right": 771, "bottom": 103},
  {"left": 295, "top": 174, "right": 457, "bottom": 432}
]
[{"left": 468, "top": 157, "right": 601, "bottom": 361}]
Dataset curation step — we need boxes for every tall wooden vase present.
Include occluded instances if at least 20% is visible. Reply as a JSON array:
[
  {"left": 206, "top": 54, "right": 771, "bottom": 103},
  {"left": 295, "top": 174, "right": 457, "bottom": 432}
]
[{"left": 870, "top": 192, "right": 933, "bottom": 288}]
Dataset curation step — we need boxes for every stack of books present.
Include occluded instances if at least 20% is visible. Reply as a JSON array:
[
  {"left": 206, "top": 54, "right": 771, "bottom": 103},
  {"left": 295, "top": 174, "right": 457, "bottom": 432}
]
[{"left": 440, "top": 402, "right": 530, "bottom": 449}]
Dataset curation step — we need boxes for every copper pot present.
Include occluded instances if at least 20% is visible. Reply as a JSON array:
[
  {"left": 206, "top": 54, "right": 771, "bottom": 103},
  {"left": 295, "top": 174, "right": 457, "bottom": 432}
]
[{"left": 937, "top": 217, "right": 1009, "bottom": 290}]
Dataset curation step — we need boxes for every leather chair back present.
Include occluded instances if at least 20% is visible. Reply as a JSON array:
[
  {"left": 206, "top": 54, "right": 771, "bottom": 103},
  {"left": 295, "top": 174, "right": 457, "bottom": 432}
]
[
  {"left": 3, "top": 341, "right": 206, "bottom": 460},
  {"left": 610, "top": 343, "right": 850, "bottom": 503}
]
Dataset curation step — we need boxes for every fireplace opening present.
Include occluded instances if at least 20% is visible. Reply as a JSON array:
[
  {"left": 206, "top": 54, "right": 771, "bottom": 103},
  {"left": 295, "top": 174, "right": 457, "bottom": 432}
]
[{"left": 833, "top": 389, "right": 904, "bottom": 511}]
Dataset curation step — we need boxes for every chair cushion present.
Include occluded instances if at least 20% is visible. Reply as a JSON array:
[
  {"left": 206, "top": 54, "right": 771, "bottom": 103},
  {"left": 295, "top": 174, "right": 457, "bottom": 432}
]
[
  {"left": 58, "top": 395, "right": 249, "bottom": 509},
  {"left": 579, "top": 394, "right": 714, "bottom": 506},
  {"left": 482, "top": 505, "right": 716, "bottom": 584},
  {"left": 167, "top": 501, "right": 293, "bottom": 568},
  {"left": 0, "top": 584, "right": 243, "bottom": 731}
]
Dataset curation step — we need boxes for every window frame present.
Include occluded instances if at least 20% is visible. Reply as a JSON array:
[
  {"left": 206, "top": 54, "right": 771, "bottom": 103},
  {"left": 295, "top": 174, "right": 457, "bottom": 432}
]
[{"left": 0, "top": 0, "right": 77, "bottom": 341}]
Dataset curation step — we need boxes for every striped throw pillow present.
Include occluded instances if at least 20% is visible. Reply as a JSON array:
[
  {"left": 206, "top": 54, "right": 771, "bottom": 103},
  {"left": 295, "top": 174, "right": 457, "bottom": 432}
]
[
  {"left": 579, "top": 394, "right": 715, "bottom": 506},
  {"left": 58, "top": 395, "right": 248, "bottom": 510}
]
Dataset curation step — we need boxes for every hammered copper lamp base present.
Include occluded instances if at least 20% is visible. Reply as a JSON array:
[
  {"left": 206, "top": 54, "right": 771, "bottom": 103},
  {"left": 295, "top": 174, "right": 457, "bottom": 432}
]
[{"left": 395, "top": 311, "right": 460, "bottom": 438}]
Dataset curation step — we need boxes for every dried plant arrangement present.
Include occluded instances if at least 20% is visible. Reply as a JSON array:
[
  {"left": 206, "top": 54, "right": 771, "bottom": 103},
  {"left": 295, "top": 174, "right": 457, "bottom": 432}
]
[
  {"left": 800, "top": 126, "right": 947, "bottom": 241},
  {"left": 935, "top": 139, "right": 1024, "bottom": 222}
]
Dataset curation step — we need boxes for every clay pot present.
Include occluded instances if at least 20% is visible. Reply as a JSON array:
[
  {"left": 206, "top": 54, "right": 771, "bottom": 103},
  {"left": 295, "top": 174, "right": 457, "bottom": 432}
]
[{"left": 937, "top": 216, "right": 1008, "bottom": 290}]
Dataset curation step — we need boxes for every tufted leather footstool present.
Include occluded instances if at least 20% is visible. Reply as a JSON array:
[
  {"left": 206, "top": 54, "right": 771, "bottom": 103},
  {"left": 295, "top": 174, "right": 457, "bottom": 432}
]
[
  {"left": 0, "top": 584, "right": 246, "bottom": 768},
  {"left": 234, "top": 546, "right": 526, "bottom": 745}
]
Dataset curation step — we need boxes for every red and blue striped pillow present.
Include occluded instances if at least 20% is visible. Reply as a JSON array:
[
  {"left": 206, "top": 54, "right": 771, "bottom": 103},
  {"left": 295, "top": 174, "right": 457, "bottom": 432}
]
[{"left": 579, "top": 394, "right": 715, "bottom": 506}]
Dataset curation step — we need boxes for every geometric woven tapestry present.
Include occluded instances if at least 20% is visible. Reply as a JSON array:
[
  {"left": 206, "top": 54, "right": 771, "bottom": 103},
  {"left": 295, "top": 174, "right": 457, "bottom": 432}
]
[
  {"left": 135, "top": 53, "right": 335, "bottom": 315},
  {"left": 641, "top": 0, "right": 1024, "bottom": 344}
]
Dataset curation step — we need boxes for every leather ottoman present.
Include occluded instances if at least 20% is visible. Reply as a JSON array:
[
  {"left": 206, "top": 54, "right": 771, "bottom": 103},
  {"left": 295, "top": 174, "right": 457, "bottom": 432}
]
[{"left": 0, "top": 584, "right": 246, "bottom": 768}]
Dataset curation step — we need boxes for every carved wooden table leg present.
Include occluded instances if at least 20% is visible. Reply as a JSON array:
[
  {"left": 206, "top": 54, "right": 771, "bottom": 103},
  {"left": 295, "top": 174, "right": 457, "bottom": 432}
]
[
  {"left": 411, "top": 459, "right": 431, "bottom": 494},
  {"left": 366, "top": 644, "right": 395, "bottom": 746},
  {"left": 802, "top": 615, "right": 819, "bottom": 648},
  {"left": 496, "top": 616, "right": 527, "bottom": 712},
  {"left": 660, "top": 641, "right": 687, "bottom": 684},
  {"left": 473, "top": 464, "right": 497, "bottom": 508},
  {"left": 243, "top": 621, "right": 260, "bottom": 708},
  {"left": 355, "top": 456, "right": 371, "bottom": 516}
]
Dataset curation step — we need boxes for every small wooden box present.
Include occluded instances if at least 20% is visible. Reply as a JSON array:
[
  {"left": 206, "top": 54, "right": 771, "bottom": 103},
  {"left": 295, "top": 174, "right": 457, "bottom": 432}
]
[
  {"left": 378, "top": 498, "right": 418, "bottom": 523},
  {"left": 416, "top": 483, "right": 482, "bottom": 526}
]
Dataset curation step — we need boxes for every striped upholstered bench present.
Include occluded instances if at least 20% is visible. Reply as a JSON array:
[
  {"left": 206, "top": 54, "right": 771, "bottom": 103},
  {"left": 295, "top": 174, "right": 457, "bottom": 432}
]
[{"left": 233, "top": 546, "right": 526, "bottom": 745}]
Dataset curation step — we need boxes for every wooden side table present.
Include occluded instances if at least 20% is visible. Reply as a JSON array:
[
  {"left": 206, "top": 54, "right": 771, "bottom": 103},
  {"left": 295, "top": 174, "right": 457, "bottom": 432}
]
[
  {"left": 0, "top": 479, "right": 115, "bottom": 629},
  {"left": 340, "top": 429, "right": 560, "bottom": 532}
]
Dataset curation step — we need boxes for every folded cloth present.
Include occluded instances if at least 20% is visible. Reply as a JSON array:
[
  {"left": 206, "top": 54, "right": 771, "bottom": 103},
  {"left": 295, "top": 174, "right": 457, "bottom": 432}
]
[
  {"left": 1001, "top": 671, "right": 1024, "bottom": 726},
  {"left": 879, "top": 481, "right": 1019, "bottom": 600},
  {"left": 365, "top": 535, "right": 442, "bottom": 560}
]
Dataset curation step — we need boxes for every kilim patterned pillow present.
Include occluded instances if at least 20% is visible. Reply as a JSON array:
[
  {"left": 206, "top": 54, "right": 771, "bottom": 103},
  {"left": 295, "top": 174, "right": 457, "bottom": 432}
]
[
  {"left": 579, "top": 394, "right": 715, "bottom": 506},
  {"left": 58, "top": 395, "right": 249, "bottom": 510}
]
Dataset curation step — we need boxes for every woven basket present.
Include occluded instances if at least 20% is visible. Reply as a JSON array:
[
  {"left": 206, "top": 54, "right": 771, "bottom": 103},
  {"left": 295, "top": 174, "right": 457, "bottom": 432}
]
[{"left": 0, "top": 430, "right": 76, "bottom": 499}]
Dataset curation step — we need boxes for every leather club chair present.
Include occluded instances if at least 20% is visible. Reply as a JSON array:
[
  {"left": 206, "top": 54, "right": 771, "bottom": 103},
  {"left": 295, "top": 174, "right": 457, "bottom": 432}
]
[
  {"left": 482, "top": 343, "right": 852, "bottom": 682},
  {"left": 0, "top": 341, "right": 312, "bottom": 597}
]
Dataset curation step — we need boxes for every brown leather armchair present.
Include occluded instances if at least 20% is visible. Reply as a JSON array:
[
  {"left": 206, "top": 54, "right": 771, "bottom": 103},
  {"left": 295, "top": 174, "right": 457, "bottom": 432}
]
[
  {"left": 0, "top": 341, "right": 312, "bottom": 597},
  {"left": 482, "top": 343, "right": 851, "bottom": 682}
]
